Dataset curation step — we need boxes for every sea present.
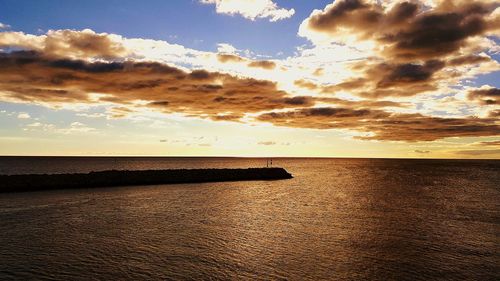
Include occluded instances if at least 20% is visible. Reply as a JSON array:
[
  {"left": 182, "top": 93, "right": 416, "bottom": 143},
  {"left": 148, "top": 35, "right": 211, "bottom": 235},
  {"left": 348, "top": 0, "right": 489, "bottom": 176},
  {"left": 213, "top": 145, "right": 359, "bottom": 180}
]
[{"left": 0, "top": 157, "right": 498, "bottom": 280}]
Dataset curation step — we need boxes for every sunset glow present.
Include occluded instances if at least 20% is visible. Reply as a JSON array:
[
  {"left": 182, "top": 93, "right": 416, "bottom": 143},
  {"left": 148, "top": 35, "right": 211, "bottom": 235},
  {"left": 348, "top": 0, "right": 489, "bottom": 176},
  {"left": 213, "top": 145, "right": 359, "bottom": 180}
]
[{"left": 0, "top": 0, "right": 499, "bottom": 158}]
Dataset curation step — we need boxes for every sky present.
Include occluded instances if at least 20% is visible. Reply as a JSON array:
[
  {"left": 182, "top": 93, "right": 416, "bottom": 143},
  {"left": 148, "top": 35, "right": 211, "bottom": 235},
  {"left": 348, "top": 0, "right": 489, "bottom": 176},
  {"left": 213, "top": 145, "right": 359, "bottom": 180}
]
[{"left": 0, "top": 0, "right": 499, "bottom": 158}]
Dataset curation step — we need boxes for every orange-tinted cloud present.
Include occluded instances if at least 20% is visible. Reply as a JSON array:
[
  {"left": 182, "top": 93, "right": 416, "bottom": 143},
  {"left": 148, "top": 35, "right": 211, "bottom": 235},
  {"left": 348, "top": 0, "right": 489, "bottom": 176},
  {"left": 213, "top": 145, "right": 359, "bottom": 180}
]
[
  {"left": 467, "top": 87, "right": 499, "bottom": 105},
  {"left": 0, "top": 29, "right": 128, "bottom": 59},
  {"left": 294, "top": 79, "right": 319, "bottom": 90},
  {"left": 489, "top": 109, "right": 500, "bottom": 117},
  {"left": 0, "top": 51, "right": 311, "bottom": 121},
  {"left": 258, "top": 141, "right": 277, "bottom": 145},
  {"left": 248, "top": 60, "right": 276, "bottom": 69},
  {"left": 315, "top": 97, "right": 406, "bottom": 108},
  {"left": 448, "top": 54, "right": 492, "bottom": 66},
  {"left": 298, "top": 1, "right": 500, "bottom": 99},
  {"left": 302, "top": 0, "right": 499, "bottom": 61},
  {"left": 0, "top": 18, "right": 498, "bottom": 144},
  {"left": 257, "top": 107, "right": 500, "bottom": 141},
  {"left": 216, "top": 53, "right": 245, "bottom": 63},
  {"left": 216, "top": 53, "right": 277, "bottom": 70},
  {"left": 479, "top": 140, "right": 500, "bottom": 146},
  {"left": 320, "top": 55, "right": 498, "bottom": 98},
  {"left": 455, "top": 149, "right": 500, "bottom": 156},
  {"left": 321, "top": 59, "right": 445, "bottom": 98}
]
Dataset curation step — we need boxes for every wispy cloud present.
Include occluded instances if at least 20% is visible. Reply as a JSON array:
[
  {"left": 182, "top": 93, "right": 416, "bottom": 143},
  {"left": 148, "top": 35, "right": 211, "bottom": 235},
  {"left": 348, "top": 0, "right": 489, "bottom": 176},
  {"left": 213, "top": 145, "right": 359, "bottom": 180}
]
[
  {"left": 478, "top": 140, "right": 500, "bottom": 146},
  {"left": 0, "top": 22, "right": 10, "bottom": 30},
  {"left": 256, "top": 107, "right": 499, "bottom": 142},
  {"left": 455, "top": 149, "right": 500, "bottom": 156},
  {"left": 23, "top": 121, "right": 96, "bottom": 134},
  {"left": 258, "top": 141, "right": 276, "bottom": 145},
  {"left": 17, "top": 112, "right": 30, "bottom": 119}
]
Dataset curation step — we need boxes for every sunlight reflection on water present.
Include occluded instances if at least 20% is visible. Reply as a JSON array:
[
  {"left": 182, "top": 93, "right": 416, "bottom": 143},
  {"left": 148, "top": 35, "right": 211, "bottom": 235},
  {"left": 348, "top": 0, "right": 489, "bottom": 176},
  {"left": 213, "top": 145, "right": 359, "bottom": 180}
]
[{"left": 0, "top": 158, "right": 498, "bottom": 280}]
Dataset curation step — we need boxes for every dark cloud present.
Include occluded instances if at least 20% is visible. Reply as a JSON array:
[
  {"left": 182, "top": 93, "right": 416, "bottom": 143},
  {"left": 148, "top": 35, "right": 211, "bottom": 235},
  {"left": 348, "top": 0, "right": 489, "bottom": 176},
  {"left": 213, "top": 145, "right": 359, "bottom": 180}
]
[
  {"left": 257, "top": 107, "right": 500, "bottom": 141},
  {"left": 376, "top": 60, "right": 445, "bottom": 88},
  {"left": 300, "top": 1, "right": 499, "bottom": 99},
  {"left": 323, "top": 60, "right": 445, "bottom": 98},
  {"left": 0, "top": 51, "right": 307, "bottom": 121},
  {"left": 148, "top": 101, "right": 170, "bottom": 107},
  {"left": 380, "top": 3, "right": 494, "bottom": 60},
  {"left": 279, "top": 96, "right": 314, "bottom": 106},
  {"left": 306, "top": 0, "right": 383, "bottom": 38},
  {"left": 1, "top": 48, "right": 497, "bottom": 143},
  {"left": 414, "top": 150, "right": 430, "bottom": 154},
  {"left": 304, "top": 0, "right": 498, "bottom": 60},
  {"left": 467, "top": 87, "right": 499, "bottom": 105},
  {"left": 48, "top": 59, "right": 127, "bottom": 73},
  {"left": 326, "top": 55, "right": 494, "bottom": 99},
  {"left": 257, "top": 107, "right": 391, "bottom": 130},
  {"left": 386, "top": 1, "right": 419, "bottom": 24},
  {"left": 357, "top": 114, "right": 500, "bottom": 141},
  {"left": 292, "top": 79, "right": 410, "bottom": 105}
]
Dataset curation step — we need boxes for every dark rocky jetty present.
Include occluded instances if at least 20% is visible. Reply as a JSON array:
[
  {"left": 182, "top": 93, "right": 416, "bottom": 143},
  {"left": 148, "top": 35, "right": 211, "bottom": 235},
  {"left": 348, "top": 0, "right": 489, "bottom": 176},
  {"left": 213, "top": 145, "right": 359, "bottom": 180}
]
[{"left": 0, "top": 168, "right": 293, "bottom": 193}]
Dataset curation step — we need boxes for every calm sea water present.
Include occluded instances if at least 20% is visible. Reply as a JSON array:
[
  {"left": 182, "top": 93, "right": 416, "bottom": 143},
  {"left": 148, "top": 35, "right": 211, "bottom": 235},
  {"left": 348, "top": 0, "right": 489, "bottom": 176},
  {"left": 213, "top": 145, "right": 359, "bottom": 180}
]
[{"left": 0, "top": 157, "right": 498, "bottom": 280}]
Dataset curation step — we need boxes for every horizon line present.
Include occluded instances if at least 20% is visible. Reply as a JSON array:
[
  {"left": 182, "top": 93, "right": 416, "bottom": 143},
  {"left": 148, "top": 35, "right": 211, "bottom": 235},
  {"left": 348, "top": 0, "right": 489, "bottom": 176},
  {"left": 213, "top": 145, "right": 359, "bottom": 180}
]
[{"left": 0, "top": 155, "right": 498, "bottom": 160}]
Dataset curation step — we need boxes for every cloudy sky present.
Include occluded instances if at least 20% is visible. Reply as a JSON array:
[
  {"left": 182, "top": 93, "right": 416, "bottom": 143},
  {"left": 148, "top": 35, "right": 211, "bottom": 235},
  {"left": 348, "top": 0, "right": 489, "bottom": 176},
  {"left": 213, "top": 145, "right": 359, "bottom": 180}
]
[{"left": 0, "top": 0, "right": 499, "bottom": 158}]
